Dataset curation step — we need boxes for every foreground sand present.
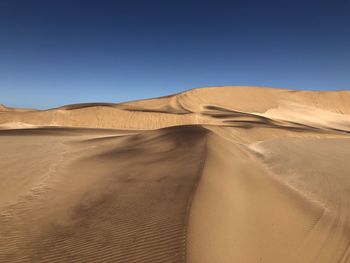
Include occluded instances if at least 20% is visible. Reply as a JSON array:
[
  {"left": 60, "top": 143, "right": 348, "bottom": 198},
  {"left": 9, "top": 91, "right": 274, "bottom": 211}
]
[{"left": 1, "top": 86, "right": 350, "bottom": 262}]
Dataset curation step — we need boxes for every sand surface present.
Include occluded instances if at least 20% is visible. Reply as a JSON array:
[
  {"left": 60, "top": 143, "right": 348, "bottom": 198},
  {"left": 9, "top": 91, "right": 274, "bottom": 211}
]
[{"left": 1, "top": 86, "right": 350, "bottom": 262}]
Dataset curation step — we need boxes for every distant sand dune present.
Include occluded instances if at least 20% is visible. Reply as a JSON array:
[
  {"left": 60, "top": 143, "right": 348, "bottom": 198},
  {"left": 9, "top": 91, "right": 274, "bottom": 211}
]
[
  {"left": 1, "top": 86, "right": 350, "bottom": 262},
  {"left": 1, "top": 86, "right": 350, "bottom": 131}
]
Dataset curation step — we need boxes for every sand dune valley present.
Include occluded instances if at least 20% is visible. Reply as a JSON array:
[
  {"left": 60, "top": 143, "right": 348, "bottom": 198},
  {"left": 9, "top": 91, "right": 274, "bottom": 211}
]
[{"left": 1, "top": 86, "right": 350, "bottom": 263}]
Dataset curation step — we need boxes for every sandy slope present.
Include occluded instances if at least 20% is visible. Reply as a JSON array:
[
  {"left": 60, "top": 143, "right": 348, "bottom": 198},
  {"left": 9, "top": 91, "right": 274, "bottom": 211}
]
[
  {"left": 1, "top": 86, "right": 350, "bottom": 262},
  {"left": 0, "top": 127, "right": 206, "bottom": 262}
]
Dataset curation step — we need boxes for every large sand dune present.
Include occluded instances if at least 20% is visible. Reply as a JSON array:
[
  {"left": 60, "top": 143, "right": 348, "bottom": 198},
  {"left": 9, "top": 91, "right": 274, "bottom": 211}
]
[{"left": 1, "top": 86, "right": 350, "bottom": 262}]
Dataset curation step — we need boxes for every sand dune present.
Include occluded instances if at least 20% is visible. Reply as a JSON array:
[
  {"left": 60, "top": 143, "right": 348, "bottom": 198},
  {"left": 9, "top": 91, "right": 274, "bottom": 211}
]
[
  {"left": 1, "top": 86, "right": 350, "bottom": 262},
  {"left": 0, "top": 127, "right": 206, "bottom": 262},
  {"left": 2, "top": 86, "right": 350, "bottom": 131}
]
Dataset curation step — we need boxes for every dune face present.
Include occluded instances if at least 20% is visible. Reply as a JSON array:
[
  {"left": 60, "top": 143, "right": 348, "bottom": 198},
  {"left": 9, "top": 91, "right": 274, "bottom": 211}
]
[
  {"left": 0, "top": 127, "right": 206, "bottom": 262},
  {"left": 1, "top": 86, "right": 350, "bottom": 262}
]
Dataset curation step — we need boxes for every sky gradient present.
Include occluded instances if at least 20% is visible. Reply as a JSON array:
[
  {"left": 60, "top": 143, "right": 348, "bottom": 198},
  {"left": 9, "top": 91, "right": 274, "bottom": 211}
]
[{"left": 1, "top": 0, "right": 349, "bottom": 109}]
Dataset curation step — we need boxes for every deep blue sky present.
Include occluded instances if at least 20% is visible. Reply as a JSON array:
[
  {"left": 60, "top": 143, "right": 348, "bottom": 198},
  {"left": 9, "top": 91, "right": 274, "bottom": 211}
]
[{"left": 0, "top": 0, "right": 349, "bottom": 109}]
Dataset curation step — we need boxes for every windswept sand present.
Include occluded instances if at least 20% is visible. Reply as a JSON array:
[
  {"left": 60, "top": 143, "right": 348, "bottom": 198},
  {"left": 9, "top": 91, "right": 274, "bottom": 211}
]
[{"left": 1, "top": 86, "right": 350, "bottom": 262}]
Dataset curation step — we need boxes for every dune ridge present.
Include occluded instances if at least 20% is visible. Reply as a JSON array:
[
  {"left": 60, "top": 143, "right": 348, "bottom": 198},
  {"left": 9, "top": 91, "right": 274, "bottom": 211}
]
[
  {"left": 1, "top": 86, "right": 350, "bottom": 262},
  {"left": 1, "top": 86, "right": 350, "bottom": 131}
]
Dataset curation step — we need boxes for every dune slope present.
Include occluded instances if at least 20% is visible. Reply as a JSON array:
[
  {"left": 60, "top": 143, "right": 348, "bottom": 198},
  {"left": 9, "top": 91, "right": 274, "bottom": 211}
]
[{"left": 0, "top": 126, "right": 206, "bottom": 262}]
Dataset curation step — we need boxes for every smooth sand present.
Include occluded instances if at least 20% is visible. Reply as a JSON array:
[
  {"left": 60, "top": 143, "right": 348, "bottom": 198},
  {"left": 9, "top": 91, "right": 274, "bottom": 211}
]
[{"left": 1, "top": 86, "right": 350, "bottom": 262}]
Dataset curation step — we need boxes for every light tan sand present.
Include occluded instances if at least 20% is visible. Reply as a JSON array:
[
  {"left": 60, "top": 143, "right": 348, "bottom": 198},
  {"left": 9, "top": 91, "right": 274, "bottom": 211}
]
[{"left": 1, "top": 86, "right": 350, "bottom": 262}]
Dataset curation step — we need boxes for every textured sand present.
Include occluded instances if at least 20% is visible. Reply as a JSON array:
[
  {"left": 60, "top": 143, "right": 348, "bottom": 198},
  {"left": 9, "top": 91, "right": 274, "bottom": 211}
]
[{"left": 1, "top": 86, "right": 350, "bottom": 262}]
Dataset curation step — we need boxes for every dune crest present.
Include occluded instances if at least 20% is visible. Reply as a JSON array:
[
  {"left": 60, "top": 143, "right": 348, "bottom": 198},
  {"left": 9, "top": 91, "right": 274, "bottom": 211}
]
[
  {"left": 1, "top": 86, "right": 350, "bottom": 262},
  {"left": 1, "top": 86, "right": 350, "bottom": 132}
]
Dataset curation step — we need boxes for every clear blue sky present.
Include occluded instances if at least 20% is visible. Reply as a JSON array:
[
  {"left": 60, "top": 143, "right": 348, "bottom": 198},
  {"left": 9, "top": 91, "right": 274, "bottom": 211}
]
[{"left": 1, "top": 0, "right": 349, "bottom": 109}]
